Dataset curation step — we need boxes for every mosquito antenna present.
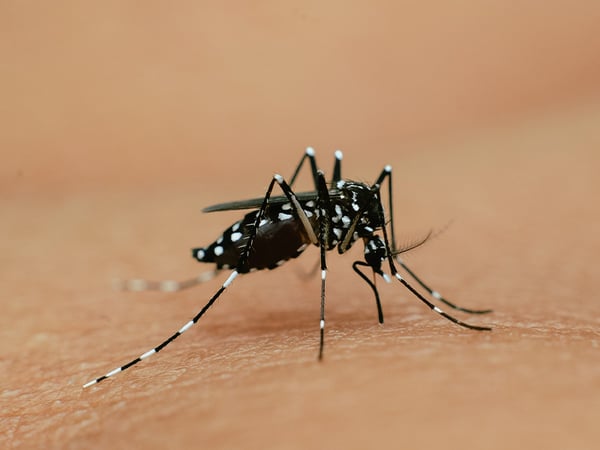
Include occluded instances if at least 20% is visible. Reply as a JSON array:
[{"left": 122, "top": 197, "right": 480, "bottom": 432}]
[{"left": 392, "top": 230, "right": 434, "bottom": 256}]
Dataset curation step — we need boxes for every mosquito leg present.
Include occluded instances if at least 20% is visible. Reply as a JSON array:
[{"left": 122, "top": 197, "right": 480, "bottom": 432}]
[
  {"left": 332, "top": 150, "right": 343, "bottom": 184},
  {"left": 395, "top": 258, "right": 492, "bottom": 314},
  {"left": 368, "top": 183, "right": 491, "bottom": 331},
  {"left": 373, "top": 165, "right": 491, "bottom": 314},
  {"left": 352, "top": 261, "right": 384, "bottom": 324},
  {"left": 83, "top": 270, "right": 239, "bottom": 388},
  {"left": 289, "top": 147, "right": 344, "bottom": 190},
  {"left": 240, "top": 171, "right": 327, "bottom": 357},
  {"left": 393, "top": 272, "right": 491, "bottom": 330},
  {"left": 289, "top": 147, "right": 320, "bottom": 189},
  {"left": 113, "top": 270, "right": 220, "bottom": 293},
  {"left": 315, "top": 171, "right": 333, "bottom": 360}
]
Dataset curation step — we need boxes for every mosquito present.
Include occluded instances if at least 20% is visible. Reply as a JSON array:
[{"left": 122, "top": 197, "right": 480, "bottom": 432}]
[{"left": 83, "top": 148, "right": 492, "bottom": 388}]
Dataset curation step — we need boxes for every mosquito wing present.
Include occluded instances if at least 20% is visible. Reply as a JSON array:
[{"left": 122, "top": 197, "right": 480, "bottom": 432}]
[{"left": 203, "top": 190, "right": 341, "bottom": 213}]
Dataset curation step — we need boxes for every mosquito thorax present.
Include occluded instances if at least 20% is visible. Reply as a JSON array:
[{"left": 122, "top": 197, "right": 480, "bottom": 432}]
[{"left": 334, "top": 180, "right": 384, "bottom": 236}]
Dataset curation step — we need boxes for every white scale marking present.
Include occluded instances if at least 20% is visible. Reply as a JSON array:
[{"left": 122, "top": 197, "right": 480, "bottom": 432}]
[
  {"left": 179, "top": 320, "right": 194, "bottom": 334},
  {"left": 129, "top": 279, "right": 148, "bottom": 291},
  {"left": 160, "top": 281, "right": 179, "bottom": 292},
  {"left": 431, "top": 290, "right": 442, "bottom": 300},
  {"left": 223, "top": 270, "right": 238, "bottom": 288},
  {"left": 107, "top": 367, "right": 122, "bottom": 377},
  {"left": 281, "top": 203, "right": 292, "bottom": 210},
  {"left": 342, "top": 216, "right": 351, "bottom": 226},
  {"left": 232, "top": 222, "right": 240, "bottom": 232},
  {"left": 230, "top": 232, "right": 242, "bottom": 242},
  {"left": 140, "top": 349, "right": 156, "bottom": 360},
  {"left": 278, "top": 212, "right": 293, "bottom": 221},
  {"left": 321, "top": 270, "right": 327, "bottom": 280},
  {"left": 84, "top": 273, "right": 242, "bottom": 388},
  {"left": 214, "top": 246, "right": 224, "bottom": 256},
  {"left": 320, "top": 319, "right": 325, "bottom": 329},
  {"left": 196, "top": 249, "right": 205, "bottom": 259}
]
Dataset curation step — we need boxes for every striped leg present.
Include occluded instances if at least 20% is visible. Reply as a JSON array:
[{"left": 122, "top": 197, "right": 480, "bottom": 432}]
[
  {"left": 272, "top": 168, "right": 333, "bottom": 358},
  {"left": 113, "top": 270, "right": 220, "bottom": 293},
  {"left": 394, "top": 258, "right": 492, "bottom": 314},
  {"left": 369, "top": 184, "right": 492, "bottom": 331},
  {"left": 374, "top": 164, "right": 492, "bottom": 314},
  {"left": 83, "top": 270, "right": 239, "bottom": 388},
  {"left": 315, "top": 171, "right": 333, "bottom": 359},
  {"left": 288, "top": 146, "right": 344, "bottom": 190},
  {"left": 392, "top": 272, "right": 491, "bottom": 330}
]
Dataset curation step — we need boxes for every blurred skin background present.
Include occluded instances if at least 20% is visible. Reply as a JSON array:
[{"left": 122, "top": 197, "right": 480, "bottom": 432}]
[
  {"left": 2, "top": 2, "right": 600, "bottom": 449},
  {"left": 2, "top": 1, "right": 599, "bottom": 194}
]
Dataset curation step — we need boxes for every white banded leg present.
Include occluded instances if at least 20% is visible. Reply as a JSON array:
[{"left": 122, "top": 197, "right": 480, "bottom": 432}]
[
  {"left": 393, "top": 273, "right": 491, "bottom": 331},
  {"left": 319, "top": 267, "right": 327, "bottom": 360},
  {"left": 315, "top": 170, "right": 333, "bottom": 360},
  {"left": 368, "top": 181, "right": 491, "bottom": 331},
  {"left": 288, "top": 147, "right": 343, "bottom": 192},
  {"left": 83, "top": 270, "right": 239, "bottom": 388},
  {"left": 374, "top": 164, "right": 491, "bottom": 315},
  {"left": 395, "top": 258, "right": 492, "bottom": 314},
  {"left": 113, "top": 270, "right": 220, "bottom": 293}
]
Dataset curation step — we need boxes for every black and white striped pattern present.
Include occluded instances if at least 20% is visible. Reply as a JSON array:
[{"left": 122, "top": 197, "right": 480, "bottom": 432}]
[
  {"left": 113, "top": 270, "right": 219, "bottom": 293},
  {"left": 83, "top": 147, "right": 492, "bottom": 388},
  {"left": 83, "top": 271, "right": 239, "bottom": 388}
]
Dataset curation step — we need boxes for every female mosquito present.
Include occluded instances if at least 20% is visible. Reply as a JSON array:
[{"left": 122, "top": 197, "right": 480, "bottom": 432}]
[{"left": 83, "top": 148, "right": 491, "bottom": 388}]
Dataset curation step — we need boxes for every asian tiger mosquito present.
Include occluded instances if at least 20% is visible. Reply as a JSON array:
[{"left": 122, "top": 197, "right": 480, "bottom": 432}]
[{"left": 83, "top": 148, "right": 492, "bottom": 388}]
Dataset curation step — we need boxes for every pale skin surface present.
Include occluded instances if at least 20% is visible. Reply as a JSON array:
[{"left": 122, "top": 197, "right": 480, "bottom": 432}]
[{"left": 2, "top": 2, "right": 600, "bottom": 449}]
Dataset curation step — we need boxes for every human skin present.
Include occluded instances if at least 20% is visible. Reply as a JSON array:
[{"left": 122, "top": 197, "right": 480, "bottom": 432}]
[{"left": 2, "top": 2, "right": 600, "bottom": 449}]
